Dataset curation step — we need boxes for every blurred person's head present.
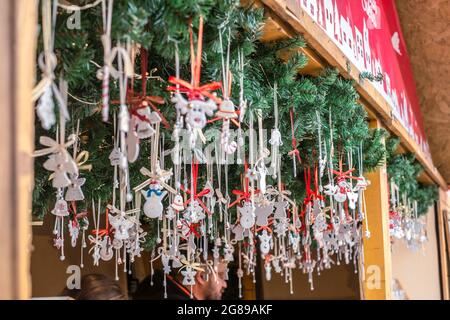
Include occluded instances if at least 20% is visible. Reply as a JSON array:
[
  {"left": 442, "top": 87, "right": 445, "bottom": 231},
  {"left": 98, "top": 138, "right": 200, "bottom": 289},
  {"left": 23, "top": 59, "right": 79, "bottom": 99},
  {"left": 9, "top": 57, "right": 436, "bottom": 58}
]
[
  {"left": 134, "top": 246, "right": 229, "bottom": 300},
  {"left": 62, "top": 273, "right": 126, "bottom": 300},
  {"left": 188, "top": 259, "right": 228, "bottom": 300}
]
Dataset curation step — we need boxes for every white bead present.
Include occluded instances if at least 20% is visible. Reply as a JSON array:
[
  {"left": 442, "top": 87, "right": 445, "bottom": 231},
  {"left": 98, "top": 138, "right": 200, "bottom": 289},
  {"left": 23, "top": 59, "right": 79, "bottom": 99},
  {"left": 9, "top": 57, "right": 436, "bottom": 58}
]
[{"left": 126, "top": 193, "right": 133, "bottom": 202}]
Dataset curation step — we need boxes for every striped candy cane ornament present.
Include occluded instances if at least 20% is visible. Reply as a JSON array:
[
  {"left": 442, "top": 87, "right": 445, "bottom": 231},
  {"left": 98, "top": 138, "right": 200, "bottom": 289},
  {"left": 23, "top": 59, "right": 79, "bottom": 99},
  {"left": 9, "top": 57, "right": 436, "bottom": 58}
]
[
  {"left": 221, "top": 119, "right": 237, "bottom": 155},
  {"left": 101, "top": 64, "right": 110, "bottom": 121}
]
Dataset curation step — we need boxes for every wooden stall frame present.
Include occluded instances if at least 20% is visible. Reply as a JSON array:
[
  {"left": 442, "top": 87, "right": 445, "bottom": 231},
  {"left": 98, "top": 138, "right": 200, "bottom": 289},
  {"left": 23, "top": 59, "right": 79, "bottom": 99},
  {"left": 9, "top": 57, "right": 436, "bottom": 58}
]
[
  {"left": 0, "top": 0, "right": 37, "bottom": 299},
  {"left": 437, "top": 190, "right": 450, "bottom": 299}
]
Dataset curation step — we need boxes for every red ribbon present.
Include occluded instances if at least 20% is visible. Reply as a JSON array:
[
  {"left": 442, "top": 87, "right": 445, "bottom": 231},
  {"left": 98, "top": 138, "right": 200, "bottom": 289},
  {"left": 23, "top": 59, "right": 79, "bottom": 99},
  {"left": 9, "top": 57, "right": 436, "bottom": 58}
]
[
  {"left": 303, "top": 167, "right": 324, "bottom": 206},
  {"left": 167, "top": 77, "right": 222, "bottom": 104},
  {"left": 256, "top": 220, "right": 274, "bottom": 234},
  {"left": 180, "top": 161, "right": 211, "bottom": 215},
  {"left": 300, "top": 167, "right": 324, "bottom": 229},
  {"left": 69, "top": 201, "right": 87, "bottom": 228},
  {"left": 288, "top": 108, "right": 302, "bottom": 164},
  {"left": 91, "top": 207, "right": 110, "bottom": 237},
  {"left": 111, "top": 49, "right": 170, "bottom": 129},
  {"left": 229, "top": 160, "right": 260, "bottom": 208},
  {"left": 180, "top": 219, "right": 201, "bottom": 239},
  {"left": 331, "top": 159, "right": 362, "bottom": 183},
  {"left": 167, "top": 16, "right": 222, "bottom": 106}
]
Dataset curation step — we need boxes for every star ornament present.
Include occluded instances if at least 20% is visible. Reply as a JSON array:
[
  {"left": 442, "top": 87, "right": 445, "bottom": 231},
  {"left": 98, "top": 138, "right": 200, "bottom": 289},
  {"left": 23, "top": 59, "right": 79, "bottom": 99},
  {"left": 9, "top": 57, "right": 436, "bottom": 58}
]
[{"left": 53, "top": 237, "right": 64, "bottom": 249}]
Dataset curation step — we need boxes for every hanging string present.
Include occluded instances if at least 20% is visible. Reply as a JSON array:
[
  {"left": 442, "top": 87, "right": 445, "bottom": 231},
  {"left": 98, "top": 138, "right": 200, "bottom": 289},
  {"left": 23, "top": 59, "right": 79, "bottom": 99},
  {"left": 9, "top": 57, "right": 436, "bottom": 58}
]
[
  {"left": 269, "top": 83, "right": 282, "bottom": 178},
  {"left": 288, "top": 108, "right": 301, "bottom": 177},
  {"left": 100, "top": 0, "right": 114, "bottom": 121}
]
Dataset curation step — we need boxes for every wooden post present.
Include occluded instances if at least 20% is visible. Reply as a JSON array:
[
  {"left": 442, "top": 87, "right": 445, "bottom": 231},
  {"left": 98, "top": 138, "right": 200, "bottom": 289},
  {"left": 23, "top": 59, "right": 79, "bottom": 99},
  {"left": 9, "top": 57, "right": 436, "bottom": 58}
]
[
  {"left": 361, "top": 119, "right": 392, "bottom": 300},
  {"left": 0, "top": 0, "right": 36, "bottom": 299},
  {"left": 437, "top": 189, "right": 450, "bottom": 300}
]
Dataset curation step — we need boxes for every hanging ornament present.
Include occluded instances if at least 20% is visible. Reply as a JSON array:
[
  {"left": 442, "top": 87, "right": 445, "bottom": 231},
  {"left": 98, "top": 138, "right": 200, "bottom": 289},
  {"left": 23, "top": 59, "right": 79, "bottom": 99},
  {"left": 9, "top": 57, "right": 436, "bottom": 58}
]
[
  {"left": 238, "top": 201, "right": 255, "bottom": 230},
  {"left": 183, "top": 200, "right": 206, "bottom": 224},
  {"left": 52, "top": 198, "right": 70, "bottom": 218},
  {"left": 89, "top": 199, "right": 103, "bottom": 266},
  {"left": 67, "top": 202, "right": 87, "bottom": 248},
  {"left": 211, "top": 28, "right": 239, "bottom": 156},
  {"left": 126, "top": 116, "right": 140, "bottom": 163},
  {"left": 44, "top": 153, "right": 78, "bottom": 188},
  {"left": 65, "top": 174, "right": 86, "bottom": 201},
  {"left": 288, "top": 108, "right": 302, "bottom": 177},
  {"left": 68, "top": 219, "right": 79, "bottom": 248},
  {"left": 180, "top": 162, "right": 211, "bottom": 216},
  {"left": 100, "top": 236, "right": 114, "bottom": 261},
  {"left": 141, "top": 182, "right": 167, "bottom": 219},
  {"left": 107, "top": 205, "right": 138, "bottom": 241},
  {"left": 255, "top": 203, "right": 274, "bottom": 227},
  {"left": 232, "top": 223, "right": 245, "bottom": 241},
  {"left": 33, "top": 0, "right": 70, "bottom": 130},
  {"left": 181, "top": 266, "right": 197, "bottom": 287},
  {"left": 254, "top": 110, "right": 270, "bottom": 194},
  {"left": 171, "top": 194, "right": 185, "bottom": 211},
  {"left": 264, "top": 260, "right": 273, "bottom": 281},
  {"left": 258, "top": 229, "right": 272, "bottom": 256},
  {"left": 168, "top": 16, "right": 221, "bottom": 144},
  {"left": 273, "top": 200, "right": 288, "bottom": 219},
  {"left": 269, "top": 83, "right": 283, "bottom": 178},
  {"left": 98, "top": 0, "right": 133, "bottom": 122},
  {"left": 36, "top": 84, "right": 56, "bottom": 130},
  {"left": 134, "top": 105, "right": 162, "bottom": 139}
]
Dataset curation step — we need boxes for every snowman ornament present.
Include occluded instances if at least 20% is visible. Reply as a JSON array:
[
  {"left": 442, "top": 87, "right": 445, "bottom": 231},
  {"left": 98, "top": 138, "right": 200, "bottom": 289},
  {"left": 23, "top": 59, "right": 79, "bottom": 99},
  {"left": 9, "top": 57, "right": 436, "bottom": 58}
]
[
  {"left": 141, "top": 182, "right": 167, "bottom": 219},
  {"left": 334, "top": 179, "right": 349, "bottom": 203},
  {"left": 258, "top": 229, "right": 272, "bottom": 256},
  {"left": 134, "top": 104, "right": 157, "bottom": 139}
]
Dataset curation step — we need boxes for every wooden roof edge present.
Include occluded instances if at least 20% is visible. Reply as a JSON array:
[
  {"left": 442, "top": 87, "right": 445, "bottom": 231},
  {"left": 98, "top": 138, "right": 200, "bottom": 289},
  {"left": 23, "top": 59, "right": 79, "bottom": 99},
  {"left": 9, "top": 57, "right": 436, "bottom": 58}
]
[{"left": 259, "top": 0, "right": 447, "bottom": 190}]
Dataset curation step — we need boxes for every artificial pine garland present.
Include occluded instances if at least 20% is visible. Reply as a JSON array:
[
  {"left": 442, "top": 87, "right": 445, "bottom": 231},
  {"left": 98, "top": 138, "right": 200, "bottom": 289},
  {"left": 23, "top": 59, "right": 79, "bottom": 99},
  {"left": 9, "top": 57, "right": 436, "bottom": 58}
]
[
  {"left": 386, "top": 137, "right": 437, "bottom": 216},
  {"left": 33, "top": 1, "right": 385, "bottom": 221}
]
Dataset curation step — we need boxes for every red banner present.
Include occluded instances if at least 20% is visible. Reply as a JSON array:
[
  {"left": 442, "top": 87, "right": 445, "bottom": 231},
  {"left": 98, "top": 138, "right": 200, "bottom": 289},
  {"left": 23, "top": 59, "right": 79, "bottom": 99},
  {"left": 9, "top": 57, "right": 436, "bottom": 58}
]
[{"left": 293, "top": 0, "right": 429, "bottom": 156}]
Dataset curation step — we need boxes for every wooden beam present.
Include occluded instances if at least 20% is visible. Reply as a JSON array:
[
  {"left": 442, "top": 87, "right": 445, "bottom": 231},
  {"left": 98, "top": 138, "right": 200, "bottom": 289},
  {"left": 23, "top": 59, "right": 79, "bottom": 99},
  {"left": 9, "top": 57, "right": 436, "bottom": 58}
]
[
  {"left": 260, "top": 7, "right": 325, "bottom": 75},
  {"left": 0, "top": 0, "right": 36, "bottom": 299},
  {"left": 444, "top": 208, "right": 450, "bottom": 297},
  {"left": 260, "top": 16, "right": 291, "bottom": 42},
  {"left": 360, "top": 119, "right": 392, "bottom": 300},
  {"left": 260, "top": 0, "right": 447, "bottom": 190}
]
